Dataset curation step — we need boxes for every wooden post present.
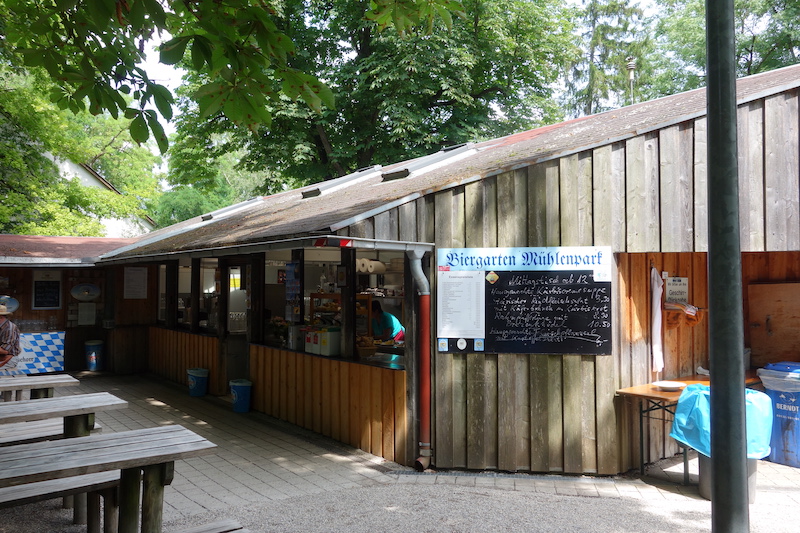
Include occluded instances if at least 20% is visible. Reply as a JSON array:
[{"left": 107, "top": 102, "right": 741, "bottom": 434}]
[
  {"left": 118, "top": 468, "right": 141, "bottom": 533},
  {"left": 64, "top": 414, "right": 92, "bottom": 524},
  {"left": 87, "top": 491, "right": 101, "bottom": 533},
  {"left": 141, "top": 463, "right": 172, "bottom": 533},
  {"left": 104, "top": 486, "right": 119, "bottom": 533}
]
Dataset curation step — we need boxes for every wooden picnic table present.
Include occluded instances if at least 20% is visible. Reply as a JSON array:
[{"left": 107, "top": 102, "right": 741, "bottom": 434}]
[
  {"left": 0, "top": 390, "right": 129, "bottom": 527},
  {"left": 0, "top": 425, "right": 217, "bottom": 533},
  {"left": 0, "top": 374, "right": 80, "bottom": 401},
  {"left": 0, "top": 392, "right": 128, "bottom": 436}
]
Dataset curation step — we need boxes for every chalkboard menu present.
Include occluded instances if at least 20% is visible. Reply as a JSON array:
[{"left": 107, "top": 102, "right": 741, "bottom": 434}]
[
  {"left": 436, "top": 246, "right": 613, "bottom": 355},
  {"left": 33, "top": 280, "right": 61, "bottom": 309},
  {"left": 484, "top": 270, "right": 611, "bottom": 355}
]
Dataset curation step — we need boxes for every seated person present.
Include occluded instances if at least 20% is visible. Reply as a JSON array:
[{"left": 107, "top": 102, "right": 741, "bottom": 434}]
[{"left": 371, "top": 300, "right": 405, "bottom": 342}]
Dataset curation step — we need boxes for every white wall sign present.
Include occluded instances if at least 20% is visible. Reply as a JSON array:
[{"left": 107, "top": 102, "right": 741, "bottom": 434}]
[
  {"left": 436, "top": 270, "right": 485, "bottom": 338},
  {"left": 124, "top": 267, "right": 148, "bottom": 299},
  {"left": 665, "top": 277, "right": 689, "bottom": 303}
]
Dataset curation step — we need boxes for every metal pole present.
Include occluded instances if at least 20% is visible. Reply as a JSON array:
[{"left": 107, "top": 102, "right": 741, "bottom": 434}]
[{"left": 706, "top": 0, "right": 749, "bottom": 531}]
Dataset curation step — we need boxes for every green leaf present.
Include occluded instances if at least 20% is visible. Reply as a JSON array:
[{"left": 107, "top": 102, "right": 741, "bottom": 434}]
[
  {"left": 85, "top": 0, "right": 114, "bottom": 32},
  {"left": 140, "top": 0, "right": 167, "bottom": 27},
  {"left": 278, "top": 70, "right": 334, "bottom": 112},
  {"left": 196, "top": 82, "right": 232, "bottom": 119},
  {"left": 191, "top": 36, "right": 213, "bottom": 70},
  {"left": 127, "top": 0, "right": 146, "bottom": 27},
  {"left": 150, "top": 84, "right": 175, "bottom": 121},
  {"left": 160, "top": 36, "right": 191, "bottom": 66},
  {"left": 144, "top": 112, "right": 169, "bottom": 154},
  {"left": 129, "top": 114, "right": 150, "bottom": 144},
  {"left": 20, "top": 49, "right": 47, "bottom": 67}
]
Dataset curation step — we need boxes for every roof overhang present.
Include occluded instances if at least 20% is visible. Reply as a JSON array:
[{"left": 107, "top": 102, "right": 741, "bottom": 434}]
[
  {"left": 96, "top": 235, "right": 435, "bottom": 265},
  {"left": 0, "top": 256, "right": 98, "bottom": 268}
]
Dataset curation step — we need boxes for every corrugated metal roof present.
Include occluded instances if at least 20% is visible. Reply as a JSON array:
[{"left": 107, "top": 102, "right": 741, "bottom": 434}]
[{"left": 100, "top": 64, "right": 800, "bottom": 262}]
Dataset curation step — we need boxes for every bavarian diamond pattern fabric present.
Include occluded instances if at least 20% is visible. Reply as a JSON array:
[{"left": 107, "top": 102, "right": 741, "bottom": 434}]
[{"left": 0, "top": 332, "right": 65, "bottom": 376}]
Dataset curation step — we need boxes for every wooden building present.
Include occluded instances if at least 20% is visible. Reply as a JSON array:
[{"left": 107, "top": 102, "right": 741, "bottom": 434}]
[{"left": 6, "top": 64, "right": 800, "bottom": 475}]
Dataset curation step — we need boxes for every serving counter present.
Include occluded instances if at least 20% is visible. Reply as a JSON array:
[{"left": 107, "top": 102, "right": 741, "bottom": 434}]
[{"left": 249, "top": 344, "right": 408, "bottom": 465}]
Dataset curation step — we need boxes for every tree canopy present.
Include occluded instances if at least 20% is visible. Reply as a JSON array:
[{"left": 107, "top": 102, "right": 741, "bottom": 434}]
[
  {"left": 652, "top": 0, "right": 800, "bottom": 95},
  {"left": 0, "top": 65, "right": 161, "bottom": 236},
  {"left": 1, "top": 0, "right": 465, "bottom": 153},
  {"left": 562, "top": 0, "right": 653, "bottom": 116},
  {"left": 4, "top": 0, "right": 800, "bottom": 233},
  {"left": 162, "top": 0, "right": 574, "bottom": 198}
]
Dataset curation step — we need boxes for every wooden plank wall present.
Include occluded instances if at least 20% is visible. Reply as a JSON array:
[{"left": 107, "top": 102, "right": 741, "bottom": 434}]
[
  {"left": 248, "top": 345, "right": 409, "bottom": 465},
  {"left": 108, "top": 326, "right": 150, "bottom": 374},
  {"left": 327, "top": 89, "right": 800, "bottom": 474},
  {"left": 147, "top": 328, "right": 222, "bottom": 395}
]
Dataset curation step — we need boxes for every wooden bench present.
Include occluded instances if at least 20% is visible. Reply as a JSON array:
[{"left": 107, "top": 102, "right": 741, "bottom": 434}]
[
  {"left": 0, "top": 471, "right": 120, "bottom": 533},
  {"left": 173, "top": 519, "right": 248, "bottom": 533},
  {"left": 0, "top": 418, "right": 103, "bottom": 446},
  {"left": 0, "top": 374, "right": 80, "bottom": 401},
  {"left": 0, "top": 391, "right": 126, "bottom": 525},
  {"left": 0, "top": 425, "right": 217, "bottom": 533}
]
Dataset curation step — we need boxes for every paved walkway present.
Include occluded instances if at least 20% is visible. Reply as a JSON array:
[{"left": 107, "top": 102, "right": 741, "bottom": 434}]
[{"left": 2, "top": 372, "right": 800, "bottom": 532}]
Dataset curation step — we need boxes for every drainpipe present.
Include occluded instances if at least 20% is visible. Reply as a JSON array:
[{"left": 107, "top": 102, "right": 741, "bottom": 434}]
[{"left": 408, "top": 250, "right": 432, "bottom": 471}]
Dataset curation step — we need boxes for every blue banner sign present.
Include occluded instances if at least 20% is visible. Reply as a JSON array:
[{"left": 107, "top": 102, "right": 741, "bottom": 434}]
[{"left": 437, "top": 246, "right": 612, "bottom": 281}]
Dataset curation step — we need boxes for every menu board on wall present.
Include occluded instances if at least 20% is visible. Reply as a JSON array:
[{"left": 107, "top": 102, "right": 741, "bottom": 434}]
[
  {"left": 484, "top": 270, "right": 611, "bottom": 355},
  {"left": 436, "top": 246, "right": 613, "bottom": 355},
  {"left": 32, "top": 270, "right": 61, "bottom": 310}
]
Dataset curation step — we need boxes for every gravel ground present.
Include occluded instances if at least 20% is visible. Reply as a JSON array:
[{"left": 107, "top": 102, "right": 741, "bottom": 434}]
[{"left": 2, "top": 479, "right": 798, "bottom": 533}]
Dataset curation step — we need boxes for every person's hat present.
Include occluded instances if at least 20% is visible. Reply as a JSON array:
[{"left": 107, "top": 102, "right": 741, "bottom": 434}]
[{"left": 0, "top": 304, "right": 11, "bottom": 315}]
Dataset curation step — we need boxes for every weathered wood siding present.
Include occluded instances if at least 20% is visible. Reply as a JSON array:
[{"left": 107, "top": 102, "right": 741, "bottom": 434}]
[
  {"left": 331, "top": 90, "right": 800, "bottom": 474},
  {"left": 147, "top": 328, "right": 223, "bottom": 395},
  {"left": 248, "top": 346, "right": 409, "bottom": 465}
]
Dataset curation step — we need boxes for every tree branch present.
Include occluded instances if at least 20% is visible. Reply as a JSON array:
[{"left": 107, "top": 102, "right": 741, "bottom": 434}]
[{"left": 315, "top": 122, "right": 347, "bottom": 178}]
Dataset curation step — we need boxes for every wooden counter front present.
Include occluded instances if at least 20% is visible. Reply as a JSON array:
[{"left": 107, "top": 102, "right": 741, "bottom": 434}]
[{"left": 249, "top": 345, "right": 408, "bottom": 465}]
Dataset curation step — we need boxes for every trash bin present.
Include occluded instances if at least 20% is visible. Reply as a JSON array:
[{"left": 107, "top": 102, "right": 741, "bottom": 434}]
[
  {"left": 757, "top": 362, "right": 800, "bottom": 467},
  {"left": 698, "top": 453, "right": 759, "bottom": 502},
  {"left": 670, "top": 384, "right": 773, "bottom": 502},
  {"left": 230, "top": 379, "right": 252, "bottom": 413},
  {"left": 187, "top": 368, "right": 209, "bottom": 397},
  {"left": 84, "top": 340, "right": 103, "bottom": 372}
]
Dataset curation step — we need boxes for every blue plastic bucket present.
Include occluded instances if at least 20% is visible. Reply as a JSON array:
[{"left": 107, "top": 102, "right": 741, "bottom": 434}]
[
  {"left": 230, "top": 379, "right": 252, "bottom": 413},
  {"left": 187, "top": 368, "right": 209, "bottom": 397},
  {"left": 85, "top": 340, "right": 103, "bottom": 372}
]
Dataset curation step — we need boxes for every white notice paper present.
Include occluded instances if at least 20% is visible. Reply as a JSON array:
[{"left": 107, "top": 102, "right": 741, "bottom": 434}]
[
  {"left": 77, "top": 303, "right": 96, "bottom": 326},
  {"left": 437, "top": 270, "right": 485, "bottom": 338},
  {"left": 124, "top": 267, "right": 148, "bottom": 299}
]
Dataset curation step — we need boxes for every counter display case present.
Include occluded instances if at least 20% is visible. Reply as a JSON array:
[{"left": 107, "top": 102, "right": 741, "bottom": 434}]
[{"left": 309, "top": 293, "right": 372, "bottom": 335}]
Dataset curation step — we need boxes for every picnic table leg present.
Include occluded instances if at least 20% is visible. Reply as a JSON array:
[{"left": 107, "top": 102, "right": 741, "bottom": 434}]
[
  {"left": 141, "top": 462, "right": 174, "bottom": 533},
  {"left": 30, "top": 387, "right": 54, "bottom": 399},
  {"left": 103, "top": 486, "right": 119, "bottom": 533},
  {"left": 88, "top": 490, "right": 101, "bottom": 533},
  {"left": 119, "top": 467, "right": 142, "bottom": 533},
  {"left": 65, "top": 413, "right": 93, "bottom": 524}
]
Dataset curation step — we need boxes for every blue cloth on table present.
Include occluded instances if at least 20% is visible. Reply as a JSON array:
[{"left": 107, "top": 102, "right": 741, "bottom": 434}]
[{"left": 669, "top": 383, "right": 773, "bottom": 459}]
